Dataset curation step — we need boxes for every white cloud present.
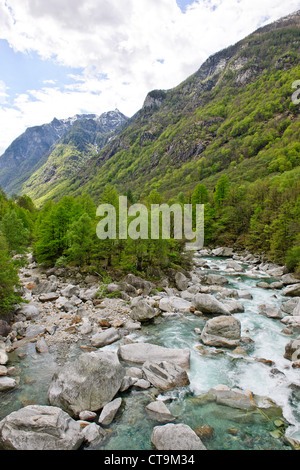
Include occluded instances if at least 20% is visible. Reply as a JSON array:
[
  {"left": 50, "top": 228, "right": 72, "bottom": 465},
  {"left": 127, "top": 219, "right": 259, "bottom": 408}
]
[
  {"left": 0, "top": 0, "right": 299, "bottom": 153},
  {"left": 43, "top": 79, "right": 56, "bottom": 85},
  {"left": 0, "top": 80, "right": 9, "bottom": 105}
]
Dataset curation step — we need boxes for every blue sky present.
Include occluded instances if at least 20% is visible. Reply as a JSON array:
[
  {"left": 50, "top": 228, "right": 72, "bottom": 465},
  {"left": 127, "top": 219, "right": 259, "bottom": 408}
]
[
  {"left": 0, "top": 0, "right": 299, "bottom": 154},
  {"left": 0, "top": 39, "right": 83, "bottom": 106},
  {"left": 176, "top": 0, "right": 196, "bottom": 11}
]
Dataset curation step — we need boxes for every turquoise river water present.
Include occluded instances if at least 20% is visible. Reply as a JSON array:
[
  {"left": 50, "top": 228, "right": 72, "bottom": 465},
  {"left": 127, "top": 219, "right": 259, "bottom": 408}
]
[{"left": 0, "top": 256, "right": 299, "bottom": 450}]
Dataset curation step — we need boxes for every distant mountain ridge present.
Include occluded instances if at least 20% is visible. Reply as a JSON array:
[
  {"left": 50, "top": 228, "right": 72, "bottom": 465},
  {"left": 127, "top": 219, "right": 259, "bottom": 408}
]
[{"left": 0, "top": 109, "right": 128, "bottom": 196}]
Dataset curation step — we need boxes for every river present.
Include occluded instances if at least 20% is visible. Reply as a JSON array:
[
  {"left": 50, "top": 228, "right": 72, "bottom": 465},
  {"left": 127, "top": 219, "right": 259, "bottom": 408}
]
[{"left": 0, "top": 255, "right": 299, "bottom": 450}]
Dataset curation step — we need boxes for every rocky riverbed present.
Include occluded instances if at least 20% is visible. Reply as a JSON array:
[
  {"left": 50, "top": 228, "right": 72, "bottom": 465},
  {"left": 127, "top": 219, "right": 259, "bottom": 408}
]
[{"left": 0, "top": 247, "right": 299, "bottom": 450}]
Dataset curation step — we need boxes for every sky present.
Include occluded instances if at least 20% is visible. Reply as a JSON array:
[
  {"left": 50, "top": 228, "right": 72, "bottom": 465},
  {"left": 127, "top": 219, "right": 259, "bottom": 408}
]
[{"left": 0, "top": 0, "right": 299, "bottom": 154}]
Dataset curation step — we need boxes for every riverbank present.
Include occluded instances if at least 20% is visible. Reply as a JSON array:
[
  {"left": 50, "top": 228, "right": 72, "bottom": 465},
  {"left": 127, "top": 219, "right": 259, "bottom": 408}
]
[{"left": 0, "top": 247, "right": 299, "bottom": 450}]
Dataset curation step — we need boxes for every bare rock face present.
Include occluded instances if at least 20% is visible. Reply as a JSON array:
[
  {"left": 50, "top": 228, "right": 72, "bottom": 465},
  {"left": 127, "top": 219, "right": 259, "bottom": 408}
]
[
  {"left": 0, "top": 405, "right": 84, "bottom": 450},
  {"left": 47, "top": 351, "right": 125, "bottom": 417},
  {"left": 143, "top": 90, "right": 166, "bottom": 110},
  {"left": 151, "top": 423, "right": 207, "bottom": 450},
  {"left": 201, "top": 316, "right": 241, "bottom": 349}
]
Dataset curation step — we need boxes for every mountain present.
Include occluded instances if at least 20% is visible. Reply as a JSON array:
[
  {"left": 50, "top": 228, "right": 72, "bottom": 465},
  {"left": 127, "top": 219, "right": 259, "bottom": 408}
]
[
  {"left": 58, "top": 10, "right": 298, "bottom": 204},
  {"left": 1, "top": 11, "right": 299, "bottom": 208},
  {"left": 0, "top": 110, "right": 128, "bottom": 198}
]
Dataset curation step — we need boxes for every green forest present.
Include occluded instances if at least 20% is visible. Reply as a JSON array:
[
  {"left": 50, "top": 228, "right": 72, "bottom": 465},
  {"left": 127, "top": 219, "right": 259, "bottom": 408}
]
[{"left": 0, "top": 164, "right": 299, "bottom": 318}]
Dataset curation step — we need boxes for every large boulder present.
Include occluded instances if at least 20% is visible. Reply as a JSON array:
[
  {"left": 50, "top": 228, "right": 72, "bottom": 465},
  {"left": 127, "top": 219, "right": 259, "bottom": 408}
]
[
  {"left": 226, "top": 260, "right": 244, "bottom": 272},
  {"left": 198, "top": 384, "right": 283, "bottom": 414},
  {"left": 281, "top": 298, "right": 299, "bottom": 314},
  {"left": 151, "top": 423, "right": 207, "bottom": 450},
  {"left": 237, "top": 290, "right": 253, "bottom": 300},
  {"left": 123, "top": 274, "right": 153, "bottom": 295},
  {"left": 79, "top": 318, "right": 92, "bottom": 335},
  {"left": 283, "top": 284, "right": 300, "bottom": 297},
  {"left": 211, "top": 247, "right": 233, "bottom": 257},
  {"left": 193, "top": 294, "right": 230, "bottom": 315},
  {"left": 78, "top": 288, "right": 98, "bottom": 302},
  {"left": 142, "top": 361, "right": 190, "bottom": 391},
  {"left": 90, "top": 328, "right": 121, "bottom": 348},
  {"left": 223, "top": 300, "right": 244, "bottom": 314},
  {"left": 82, "top": 423, "right": 106, "bottom": 445},
  {"left": 159, "top": 296, "right": 192, "bottom": 313},
  {"left": 25, "top": 325, "right": 46, "bottom": 338},
  {"left": 0, "top": 320, "right": 11, "bottom": 337},
  {"left": 180, "top": 290, "right": 195, "bottom": 301},
  {"left": 47, "top": 351, "right": 125, "bottom": 417},
  {"left": 216, "top": 289, "right": 239, "bottom": 300},
  {"left": 258, "top": 304, "right": 283, "bottom": 319},
  {"left": 15, "top": 303, "right": 41, "bottom": 320},
  {"left": 0, "top": 344, "right": 8, "bottom": 365},
  {"left": 205, "top": 274, "right": 229, "bottom": 286},
  {"left": 61, "top": 285, "right": 80, "bottom": 299},
  {"left": 36, "top": 337, "right": 49, "bottom": 354},
  {"left": 281, "top": 274, "right": 300, "bottom": 285},
  {"left": 281, "top": 316, "right": 300, "bottom": 328},
  {"left": 118, "top": 343, "right": 190, "bottom": 368},
  {"left": 107, "top": 283, "right": 121, "bottom": 294},
  {"left": 175, "top": 272, "right": 189, "bottom": 291},
  {"left": 284, "top": 337, "right": 300, "bottom": 361},
  {"left": 32, "top": 281, "right": 57, "bottom": 296},
  {"left": 0, "top": 377, "right": 17, "bottom": 392},
  {"left": 201, "top": 316, "right": 241, "bottom": 349},
  {"left": 130, "top": 300, "right": 156, "bottom": 322},
  {"left": 145, "top": 401, "right": 175, "bottom": 423},
  {"left": 98, "top": 398, "right": 122, "bottom": 426},
  {"left": 293, "top": 299, "right": 300, "bottom": 316},
  {"left": 0, "top": 405, "right": 83, "bottom": 450},
  {"left": 38, "top": 293, "right": 59, "bottom": 303}
]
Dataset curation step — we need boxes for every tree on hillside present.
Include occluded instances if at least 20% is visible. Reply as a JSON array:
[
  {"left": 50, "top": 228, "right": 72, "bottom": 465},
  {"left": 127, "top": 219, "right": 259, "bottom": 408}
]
[
  {"left": 67, "top": 213, "right": 94, "bottom": 265},
  {"left": 0, "top": 233, "right": 22, "bottom": 316},
  {"left": 213, "top": 175, "right": 230, "bottom": 208},
  {"left": 191, "top": 184, "right": 209, "bottom": 205},
  {"left": 1, "top": 210, "right": 29, "bottom": 253}
]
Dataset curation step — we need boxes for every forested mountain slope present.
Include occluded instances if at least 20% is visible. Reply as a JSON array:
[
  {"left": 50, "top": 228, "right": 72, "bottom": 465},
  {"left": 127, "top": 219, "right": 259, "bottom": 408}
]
[{"left": 62, "top": 10, "right": 300, "bottom": 204}]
